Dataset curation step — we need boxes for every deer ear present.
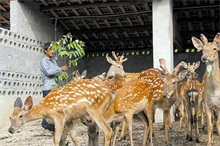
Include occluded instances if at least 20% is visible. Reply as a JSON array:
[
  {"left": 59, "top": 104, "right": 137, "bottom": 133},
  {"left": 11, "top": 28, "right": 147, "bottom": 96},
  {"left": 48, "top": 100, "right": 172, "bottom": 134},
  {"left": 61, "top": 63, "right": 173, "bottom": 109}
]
[
  {"left": 24, "top": 96, "right": 33, "bottom": 111},
  {"left": 106, "top": 55, "right": 117, "bottom": 65},
  {"left": 214, "top": 33, "right": 220, "bottom": 49},
  {"left": 191, "top": 37, "right": 204, "bottom": 51},
  {"left": 81, "top": 70, "right": 87, "bottom": 78},
  {"left": 200, "top": 34, "right": 208, "bottom": 44},
  {"left": 177, "top": 70, "right": 188, "bottom": 82},
  {"left": 14, "top": 97, "right": 23, "bottom": 108},
  {"left": 74, "top": 70, "right": 80, "bottom": 78},
  {"left": 195, "top": 61, "right": 200, "bottom": 69}
]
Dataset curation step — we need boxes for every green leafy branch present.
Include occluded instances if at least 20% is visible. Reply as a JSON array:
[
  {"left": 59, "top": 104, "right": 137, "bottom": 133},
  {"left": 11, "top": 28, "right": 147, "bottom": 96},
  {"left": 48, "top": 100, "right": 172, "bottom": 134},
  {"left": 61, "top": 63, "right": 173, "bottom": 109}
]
[{"left": 51, "top": 33, "right": 85, "bottom": 85}]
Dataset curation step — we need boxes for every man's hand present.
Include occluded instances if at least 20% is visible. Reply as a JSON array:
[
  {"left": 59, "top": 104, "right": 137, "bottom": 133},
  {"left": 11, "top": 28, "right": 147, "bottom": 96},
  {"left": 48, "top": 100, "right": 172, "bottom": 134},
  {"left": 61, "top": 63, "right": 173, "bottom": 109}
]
[{"left": 61, "top": 66, "right": 68, "bottom": 71}]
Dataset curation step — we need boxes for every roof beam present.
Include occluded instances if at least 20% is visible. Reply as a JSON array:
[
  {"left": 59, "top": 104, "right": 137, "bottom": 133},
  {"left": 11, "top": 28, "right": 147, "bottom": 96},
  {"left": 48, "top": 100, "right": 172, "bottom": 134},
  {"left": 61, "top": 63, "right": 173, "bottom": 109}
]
[
  {"left": 50, "top": 10, "right": 151, "bottom": 20},
  {"left": 83, "top": 36, "right": 151, "bottom": 43},
  {"left": 64, "top": 25, "right": 151, "bottom": 34},
  {"left": 41, "top": 1, "right": 147, "bottom": 11}
]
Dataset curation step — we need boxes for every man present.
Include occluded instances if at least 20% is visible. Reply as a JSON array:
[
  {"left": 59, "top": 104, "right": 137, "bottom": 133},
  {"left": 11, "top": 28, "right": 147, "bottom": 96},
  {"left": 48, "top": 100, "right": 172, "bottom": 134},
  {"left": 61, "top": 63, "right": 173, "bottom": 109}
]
[{"left": 40, "top": 42, "right": 68, "bottom": 134}]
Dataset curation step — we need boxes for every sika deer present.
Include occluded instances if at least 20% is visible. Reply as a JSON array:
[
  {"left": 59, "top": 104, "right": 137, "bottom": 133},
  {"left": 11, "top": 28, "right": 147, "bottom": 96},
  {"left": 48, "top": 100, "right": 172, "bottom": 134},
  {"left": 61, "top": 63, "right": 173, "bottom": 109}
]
[
  {"left": 105, "top": 59, "right": 187, "bottom": 146},
  {"left": 138, "top": 59, "right": 188, "bottom": 145},
  {"left": 106, "top": 51, "right": 127, "bottom": 81},
  {"left": 192, "top": 33, "right": 220, "bottom": 146},
  {"left": 8, "top": 78, "right": 114, "bottom": 146},
  {"left": 80, "top": 52, "right": 128, "bottom": 146},
  {"left": 179, "top": 61, "right": 203, "bottom": 142},
  {"left": 104, "top": 78, "right": 154, "bottom": 146}
]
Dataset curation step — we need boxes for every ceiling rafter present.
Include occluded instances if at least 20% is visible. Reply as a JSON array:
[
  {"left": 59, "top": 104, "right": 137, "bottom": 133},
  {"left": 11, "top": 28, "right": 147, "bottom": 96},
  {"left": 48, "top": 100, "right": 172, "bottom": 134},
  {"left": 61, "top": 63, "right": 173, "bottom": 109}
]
[
  {"left": 65, "top": 25, "right": 151, "bottom": 35},
  {"left": 40, "top": 1, "right": 147, "bottom": 11}
]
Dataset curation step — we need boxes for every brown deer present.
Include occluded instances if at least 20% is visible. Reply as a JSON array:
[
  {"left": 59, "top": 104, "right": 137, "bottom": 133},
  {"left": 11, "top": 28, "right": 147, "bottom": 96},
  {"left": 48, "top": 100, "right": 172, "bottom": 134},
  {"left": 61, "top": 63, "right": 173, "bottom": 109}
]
[
  {"left": 104, "top": 78, "right": 154, "bottom": 146},
  {"left": 125, "top": 59, "right": 186, "bottom": 146},
  {"left": 191, "top": 32, "right": 220, "bottom": 146},
  {"left": 79, "top": 51, "right": 128, "bottom": 146},
  {"left": 179, "top": 61, "right": 203, "bottom": 142},
  {"left": 8, "top": 78, "right": 114, "bottom": 146},
  {"left": 104, "top": 59, "right": 187, "bottom": 146}
]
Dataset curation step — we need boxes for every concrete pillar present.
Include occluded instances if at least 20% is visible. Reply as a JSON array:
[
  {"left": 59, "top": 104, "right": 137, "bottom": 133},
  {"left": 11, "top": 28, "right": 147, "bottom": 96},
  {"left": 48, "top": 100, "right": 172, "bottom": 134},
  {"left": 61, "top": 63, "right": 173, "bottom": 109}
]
[
  {"left": 152, "top": 0, "right": 174, "bottom": 123},
  {"left": 10, "top": 0, "right": 61, "bottom": 42}
]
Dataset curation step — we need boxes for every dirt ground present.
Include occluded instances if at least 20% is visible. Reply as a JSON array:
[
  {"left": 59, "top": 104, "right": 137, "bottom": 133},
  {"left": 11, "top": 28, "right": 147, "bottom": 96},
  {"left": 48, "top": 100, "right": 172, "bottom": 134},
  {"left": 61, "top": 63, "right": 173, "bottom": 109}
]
[{"left": 0, "top": 118, "right": 220, "bottom": 146}]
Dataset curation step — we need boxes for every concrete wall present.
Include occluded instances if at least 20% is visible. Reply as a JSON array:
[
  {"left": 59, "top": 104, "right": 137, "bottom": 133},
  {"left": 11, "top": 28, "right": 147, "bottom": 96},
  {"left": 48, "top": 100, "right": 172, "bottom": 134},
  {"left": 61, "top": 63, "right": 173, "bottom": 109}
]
[
  {"left": 10, "top": 0, "right": 62, "bottom": 42},
  {"left": 0, "top": 1, "right": 63, "bottom": 128},
  {"left": 0, "top": 28, "right": 44, "bottom": 127}
]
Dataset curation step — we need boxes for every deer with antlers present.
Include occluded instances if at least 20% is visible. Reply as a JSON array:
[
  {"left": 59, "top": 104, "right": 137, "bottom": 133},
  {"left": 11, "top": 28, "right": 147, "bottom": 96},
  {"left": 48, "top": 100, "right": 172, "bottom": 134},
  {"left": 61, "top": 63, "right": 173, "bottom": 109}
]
[
  {"left": 102, "top": 58, "right": 187, "bottom": 146},
  {"left": 191, "top": 33, "right": 220, "bottom": 146},
  {"left": 135, "top": 59, "right": 188, "bottom": 145},
  {"left": 8, "top": 77, "right": 115, "bottom": 146},
  {"left": 78, "top": 52, "right": 128, "bottom": 146},
  {"left": 178, "top": 61, "right": 203, "bottom": 142}
]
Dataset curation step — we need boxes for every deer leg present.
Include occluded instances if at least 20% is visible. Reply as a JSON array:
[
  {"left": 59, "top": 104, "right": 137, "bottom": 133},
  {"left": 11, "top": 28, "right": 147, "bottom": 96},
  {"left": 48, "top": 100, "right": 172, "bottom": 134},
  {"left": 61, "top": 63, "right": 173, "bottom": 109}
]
[
  {"left": 195, "top": 101, "right": 200, "bottom": 143},
  {"left": 59, "top": 126, "right": 69, "bottom": 146},
  {"left": 216, "top": 111, "right": 220, "bottom": 136},
  {"left": 53, "top": 118, "right": 66, "bottom": 146},
  {"left": 125, "top": 112, "right": 134, "bottom": 146},
  {"left": 118, "top": 119, "right": 127, "bottom": 141},
  {"left": 205, "top": 105, "right": 213, "bottom": 146},
  {"left": 144, "top": 105, "right": 153, "bottom": 146},
  {"left": 201, "top": 102, "right": 205, "bottom": 131},
  {"left": 137, "top": 111, "right": 149, "bottom": 145},
  {"left": 87, "top": 109, "right": 112, "bottom": 146},
  {"left": 179, "top": 102, "right": 185, "bottom": 130},
  {"left": 188, "top": 109, "right": 193, "bottom": 141},
  {"left": 164, "top": 110, "right": 171, "bottom": 145},
  {"left": 111, "top": 121, "right": 121, "bottom": 146},
  {"left": 65, "top": 121, "right": 79, "bottom": 146}
]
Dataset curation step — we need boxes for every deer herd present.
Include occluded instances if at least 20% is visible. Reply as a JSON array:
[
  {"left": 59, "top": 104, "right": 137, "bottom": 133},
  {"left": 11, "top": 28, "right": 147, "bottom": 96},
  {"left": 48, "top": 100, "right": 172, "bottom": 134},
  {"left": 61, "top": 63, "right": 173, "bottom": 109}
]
[{"left": 8, "top": 33, "right": 220, "bottom": 146}]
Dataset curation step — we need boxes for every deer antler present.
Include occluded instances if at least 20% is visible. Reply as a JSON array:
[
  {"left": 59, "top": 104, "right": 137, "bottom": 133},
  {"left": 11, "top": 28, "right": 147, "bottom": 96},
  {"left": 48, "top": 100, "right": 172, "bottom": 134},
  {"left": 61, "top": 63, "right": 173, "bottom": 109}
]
[
  {"left": 112, "top": 51, "right": 127, "bottom": 64},
  {"left": 159, "top": 58, "right": 169, "bottom": 75},
  {"left": 112, "top": 51, "right": 119, "bottom": 62},
  {"left": 173, "top": 61, "right": 187, "bottom": 76}
]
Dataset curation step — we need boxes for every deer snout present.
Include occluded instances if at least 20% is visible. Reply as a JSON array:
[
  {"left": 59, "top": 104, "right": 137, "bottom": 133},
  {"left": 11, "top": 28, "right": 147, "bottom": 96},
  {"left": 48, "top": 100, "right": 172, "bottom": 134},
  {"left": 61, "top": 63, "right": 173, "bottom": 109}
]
[
  {"left": 8, "top": 127, "right": 15, "bottom": 134},
  {"left": 201, "top": 55, "right": 207, "bottom": 62}
]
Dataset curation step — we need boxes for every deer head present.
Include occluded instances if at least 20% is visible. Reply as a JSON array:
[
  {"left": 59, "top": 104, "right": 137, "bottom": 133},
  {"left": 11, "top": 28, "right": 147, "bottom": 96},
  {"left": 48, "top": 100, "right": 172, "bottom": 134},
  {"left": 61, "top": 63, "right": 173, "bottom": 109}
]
[
  {"left": 159, "top": 58, "right": 188, "bottom": 98},
  {"left": 92, "top": 72, "right": 106, "bottom": 81},
  {"left": 184, "top": 61, "right": 200, "bottom": 80},
  {"left": 73, "top": 70, "right": 87, "bottom": 80},
  {"left": 8, "top": 96, "right": 33, "bottom": 134},
  {"left": 106, "top": 51, "right": 127, "bottom": 80},
  {"left": 191, "top": 33, "right": 220, "bottom": 64}
]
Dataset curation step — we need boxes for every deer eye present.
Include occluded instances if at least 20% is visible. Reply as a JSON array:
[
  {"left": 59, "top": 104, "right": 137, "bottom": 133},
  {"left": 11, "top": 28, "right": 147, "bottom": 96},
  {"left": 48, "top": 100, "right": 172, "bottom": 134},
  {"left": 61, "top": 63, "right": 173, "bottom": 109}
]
[
  {"left": 19, "top": 115, "right": 23, "bottom": 119},
  {"left": 173, "top": 81, "right": 176, "bottom": 85},
  {"left": 213, "top": 48, "right": 217, "bottom": 51}
]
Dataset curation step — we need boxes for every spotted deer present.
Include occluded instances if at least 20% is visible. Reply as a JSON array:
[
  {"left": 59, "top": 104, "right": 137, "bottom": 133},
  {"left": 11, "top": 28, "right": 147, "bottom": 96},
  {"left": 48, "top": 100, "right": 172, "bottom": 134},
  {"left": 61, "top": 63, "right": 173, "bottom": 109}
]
[
  {"left": 191, "top": 33, "right": 220, "bottom": 146},
  {"left": 103, "top": 59, "right": 187, "bottom": 146},
  {"left": 79, "top": 51, "right": 128, "bottom": 146},
  {"left": 8, "top": 78, "right": 114, "bottom": 146},
  {"left": 104, "top": 78, "right": 155, "bottom": 146},
  {"left": 135, "top": 59, "right": 188, "bottom": 145},
  {"left": 179, "top": 61, "right": 203, "bottom": 142}
]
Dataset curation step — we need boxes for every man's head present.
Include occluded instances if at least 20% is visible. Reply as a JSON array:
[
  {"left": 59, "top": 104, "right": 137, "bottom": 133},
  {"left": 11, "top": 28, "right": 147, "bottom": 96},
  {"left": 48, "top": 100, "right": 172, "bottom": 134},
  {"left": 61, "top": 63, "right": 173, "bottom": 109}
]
[{"left": 43, "top": 42, "right": 55, "bottom": 58}]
